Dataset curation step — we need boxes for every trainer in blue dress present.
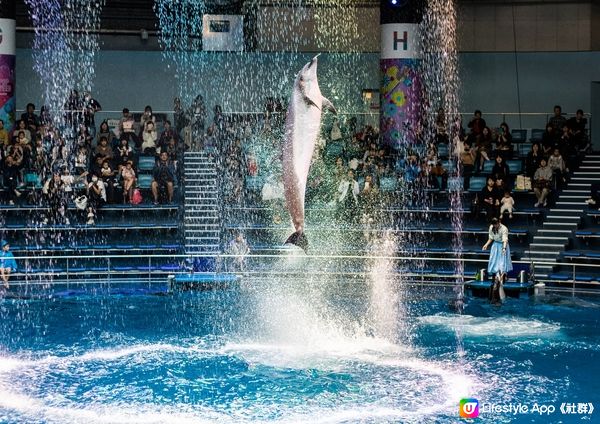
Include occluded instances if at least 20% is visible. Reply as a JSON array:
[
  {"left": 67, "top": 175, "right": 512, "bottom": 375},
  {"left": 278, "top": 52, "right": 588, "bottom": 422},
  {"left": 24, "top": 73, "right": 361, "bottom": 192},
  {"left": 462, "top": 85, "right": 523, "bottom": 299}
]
[{"left": 482, "top": 218, "right": 512, "bottom": 276}]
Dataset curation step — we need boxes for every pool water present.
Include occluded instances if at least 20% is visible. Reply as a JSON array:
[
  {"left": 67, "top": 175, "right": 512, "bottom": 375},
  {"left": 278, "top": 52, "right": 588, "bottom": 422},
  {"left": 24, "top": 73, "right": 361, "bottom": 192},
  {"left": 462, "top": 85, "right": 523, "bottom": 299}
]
[{"left": 0, "top": 281, "right": 599, "bottom": 424}]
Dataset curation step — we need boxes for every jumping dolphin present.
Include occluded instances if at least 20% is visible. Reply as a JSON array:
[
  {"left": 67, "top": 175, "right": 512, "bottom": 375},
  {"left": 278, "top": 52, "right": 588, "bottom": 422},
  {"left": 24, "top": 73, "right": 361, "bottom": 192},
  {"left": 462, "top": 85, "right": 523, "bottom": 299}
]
[{"left": 282, "top": 55, "right": 336, "bottom": 252}]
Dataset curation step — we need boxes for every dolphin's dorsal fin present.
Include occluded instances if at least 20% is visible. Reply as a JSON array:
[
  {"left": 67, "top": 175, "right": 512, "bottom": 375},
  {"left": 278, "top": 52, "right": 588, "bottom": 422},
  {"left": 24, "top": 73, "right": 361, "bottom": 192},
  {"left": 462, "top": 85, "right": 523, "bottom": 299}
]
[{"left": 322, "top": 96, "right": 337, "bottom": 114}]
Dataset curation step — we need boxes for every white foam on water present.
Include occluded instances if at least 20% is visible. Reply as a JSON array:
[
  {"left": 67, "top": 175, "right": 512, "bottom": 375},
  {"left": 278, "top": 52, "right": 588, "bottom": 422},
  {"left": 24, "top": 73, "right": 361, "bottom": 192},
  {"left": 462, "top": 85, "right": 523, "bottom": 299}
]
[{"left": 418, "top": 313, "right": 561, "bottom": 338}]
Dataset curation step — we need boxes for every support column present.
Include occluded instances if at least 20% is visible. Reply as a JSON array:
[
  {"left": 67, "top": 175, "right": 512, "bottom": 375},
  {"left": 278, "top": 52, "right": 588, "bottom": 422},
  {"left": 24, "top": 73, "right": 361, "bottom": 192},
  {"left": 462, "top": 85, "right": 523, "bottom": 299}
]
[
  {"left": 380, "top": 0, "right": 423, "bottom": 149},
  {"left": 0, "top": 0, "right": 15, "bottom": 130}
]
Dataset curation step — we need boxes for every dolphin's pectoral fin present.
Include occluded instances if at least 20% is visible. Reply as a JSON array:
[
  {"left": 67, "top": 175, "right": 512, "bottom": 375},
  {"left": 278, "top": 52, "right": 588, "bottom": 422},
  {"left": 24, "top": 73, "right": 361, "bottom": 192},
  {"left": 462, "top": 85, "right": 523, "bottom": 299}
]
[
  {"left": 303, "top": 95, "right": 321, "bottom": 110},
  {"left": 322, "top": 96, "right": 337, "bottom": 114},
  {"left": 285, "top": 231, "right": 308, "bottom": 253}
]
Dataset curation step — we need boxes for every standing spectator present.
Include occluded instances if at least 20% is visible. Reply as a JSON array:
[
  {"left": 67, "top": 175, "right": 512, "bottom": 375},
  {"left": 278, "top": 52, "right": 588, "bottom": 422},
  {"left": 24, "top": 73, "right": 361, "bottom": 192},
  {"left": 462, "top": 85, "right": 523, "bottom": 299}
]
[
  {"left": 3, "top": 143, "right": 23, "bottom": 205},
  {"left": 533, "top": 158, "right": 553, "bottom": 207},
  {"left": 82, "top": 92, "right": 102, "bottom": 137},
  {"left": 173, "top": 97, "right": 188, "bottom": 136},
  {"left": 482, "top": 217, "right": 513, "bottom": 279},
  {"left": 548, "top": 105, "right": 567, "bottom": 132},
  {"left": 191, "top": 95, "right": 207, "bottom": 148},
  {"left": 467, "top": 110, "right": 487, "bottom": 143},
  {"left": 541, "top": 124, "right": 557, "bottom": 155},
  {"left": 226, "top": 232, "right": 250, "bottom": 272},
  {"left": 336, "top": 169, "right": 360, "bottom": 222},
  {"left": 475, "top": 127, "right": 493, "bottom": 171},
  {"left": 151, "top": 151, "right": 176, "bottom": 204}
]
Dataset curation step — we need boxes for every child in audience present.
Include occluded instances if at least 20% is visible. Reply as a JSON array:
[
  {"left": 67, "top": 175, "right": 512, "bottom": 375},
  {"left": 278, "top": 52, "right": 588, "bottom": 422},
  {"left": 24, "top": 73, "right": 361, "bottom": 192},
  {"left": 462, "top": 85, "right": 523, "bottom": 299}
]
[{"left": 500, "top": 191, "right": 515, "bottom": 219}]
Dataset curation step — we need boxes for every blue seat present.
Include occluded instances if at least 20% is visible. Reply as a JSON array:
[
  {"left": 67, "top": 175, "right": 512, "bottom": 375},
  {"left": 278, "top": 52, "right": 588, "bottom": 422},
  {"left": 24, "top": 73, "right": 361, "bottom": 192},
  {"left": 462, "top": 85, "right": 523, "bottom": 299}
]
[
  {"left": 93, "top": 244, "right": 111, "bottom": 250},
  {"left": 6, "top": 224, "right": 25, "bottom": 229},
  {"left": 138, "top": 174, "right": 153, "bottom": 189},
  {"left": 511, "top": 229, "right": 528, "bottom": 235},
  {"left": 437, "top": 144, "right": 449, "bottom": 158},
  {"left": 139, "top": 244, "right": 158, "bottom": 249},
  {"left": 468, "top": 176, "right": 487, "bottom": 192},
  {"left": 562, "top": 252, "right": 581, "bottom": 258},
  {"left": 138, "top": 156, "right": 156, "bottom": 172},
  {"left": 576, "top": 231, "right": 593, "bottom": 236},
  {"left": 137, "top": 266, "right": 158, "bottom": 271},
  {"left": 506, "top": 160, "right": 523, "bottom": 174},
  {"left": 575, "top": 275, "right": 593, "bottom": 282},
  {"left": 511, "top": 129, "right": 527, "bottom": 143},
  {"left": 447, "top": 177, "right": 463, "bottom": 192},
  {"left": 549, "top": 274, "right": 570, "bottom": 281},
  {"left": 68, "top": 267, "right": 86, "bottom": 272},
  {"left": 428, "top": 247, "right": 448, "bottom": 253},
  {"left": 481, "top": 161, "right": 494, "bottom": 174},
  {"left": 586, "top": 252, "right": 600, "bottom": 258},
  {"left": 530, "top": 129, "right": 545, "bottom": 142},
  {"left": 162, "top": 244, "right": 180, "bottom": 250},
  {"left": 116, "top": 244, "right": 135, "bottom": 249}
]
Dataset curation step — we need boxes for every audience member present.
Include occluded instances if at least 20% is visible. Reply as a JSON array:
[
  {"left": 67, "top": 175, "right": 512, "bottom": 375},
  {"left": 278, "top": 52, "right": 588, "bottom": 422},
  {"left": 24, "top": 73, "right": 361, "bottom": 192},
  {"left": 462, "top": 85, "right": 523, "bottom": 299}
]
[
  {"left": 533, "top": 158, "right": 552, "bottom": 207},
  {"left": 151, "top": 151, "right": 176, "bottom": 204}
]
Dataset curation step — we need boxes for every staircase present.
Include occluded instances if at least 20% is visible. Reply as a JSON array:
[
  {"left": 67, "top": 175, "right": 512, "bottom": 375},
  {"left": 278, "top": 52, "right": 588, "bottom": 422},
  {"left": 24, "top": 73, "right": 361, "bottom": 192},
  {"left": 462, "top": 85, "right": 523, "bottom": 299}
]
[
  {"left": 183, "top": 151, "right": 221, "bottom": 255},
  {"left": 524, "top": 154, "right": 599, "bottom": 277}
]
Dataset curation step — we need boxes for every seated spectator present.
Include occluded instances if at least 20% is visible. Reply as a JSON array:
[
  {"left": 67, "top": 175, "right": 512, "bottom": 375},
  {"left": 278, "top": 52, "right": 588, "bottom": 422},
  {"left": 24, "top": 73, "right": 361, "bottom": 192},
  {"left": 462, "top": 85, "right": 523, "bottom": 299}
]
[
  {"left": 0, "top": 120, "right": 9, "bottom": 147},
  {"left": 495, "top": 123, "right": 512, "bottom": 159},
  {"left": 51, "top": 137, "right": 68, "bottom": 170},
  {"left": 435, "top": 107, "right": 449, "bottom": 144},
  {"left": 161, "top": 137, "right": 181, "bottom": 165},
  {"left": 115, "top": 138, "right": 134, "bottom": 172},
  {"left": 43, "top": 172, "right": 69, "bottom": 224},
  {"left": 3, "top": 143, "right": 23, "bottom": 205},
  {"left": 60, "top": 167, "right": 87, "bottom": 201},
  {"left": 100, "top": 160, "right": 116, "bottom": 203},
  {"left": 118, "top": 108, "right": 139, "bottom": 148},
  {"left": 96, "top": 120, "right": 113, "bottom": 149},
  {"left": 548, "top": 105, "right": 567, "bottom": 132},
  {"left": 246, "top": 153, "right": 259, "bottom": 176},
  {"left": 548, "top": 147, "right": 568, "bottom": 186},
  {"left": 533, "top": 158, "right": 553, "bottom": 207},
  {"left": 121, "top": 161, "right": 137, "bottom": 203},
  {"left": 20, "top": 103, "right": 39, "bottom": 134},
  {"left": 158, "top": 120, "right": 178, "bottom": 150},
  {"left": 525, "top": 143, "right": 542, "bottom": 178},
  {"left": 475, "top": 127, "right": 493, "bottom": 171},
  {"left": 89, "top": 155, "right": 105, "bottom": 179},
  {"left": 0, "top": 240, "right": 17, "bottom": 288},
  {"left": 500, "top": 191, "right": 515, "bottom": 219},
  {"left": 491, "top": 155, "right": 510, "bottom": 182},
  {"left": 141, "top": 121, "right": 158, "bottom": 155},
  {"left": 567, "top": 109, "right": 589, "bottom": 152},
  {"left": 87, "top": 174, "right": 106, "bottom": 225},
  {"left": 76, "top": 124, "right": 93, "bottom": 150},
  {"left": 480, "top": 177, "right": 501, "bottom": 221},
  {"left": 12, "top": 120, "right": 31, "bottom": 144},
  {"left": 541, "top": 124, "right": 557, "bottom": 155},
  {"left": 32, "top": 136, "right": 49, "bottom": 181},
  {"left": 75, "top": 145, "right": 89, "bottom": 175},
  {"left": 585, "top": 183, "right": 600, "bottom": 208},
  {"left": 94, "top": 136, "right": 114, "bottom": 164},
  {"left": 460, "top": 141, "right": 476, "bottom": 177},
  {"left": 151, "top": 151, "right": 176, "bottom": 204},
  {"left": 140, "top": 105, "right": 156, "bottom": 133},
  {"left": 82, "top": 91, "right": 102, "bottom": 138}
]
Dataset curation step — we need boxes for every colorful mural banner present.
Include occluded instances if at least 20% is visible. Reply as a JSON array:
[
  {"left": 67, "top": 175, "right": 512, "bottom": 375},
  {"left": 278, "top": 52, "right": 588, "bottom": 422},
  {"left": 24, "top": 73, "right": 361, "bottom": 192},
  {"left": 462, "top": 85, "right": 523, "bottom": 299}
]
[{"left": 0, "top": 17, "right": 15, "bottom": 130}]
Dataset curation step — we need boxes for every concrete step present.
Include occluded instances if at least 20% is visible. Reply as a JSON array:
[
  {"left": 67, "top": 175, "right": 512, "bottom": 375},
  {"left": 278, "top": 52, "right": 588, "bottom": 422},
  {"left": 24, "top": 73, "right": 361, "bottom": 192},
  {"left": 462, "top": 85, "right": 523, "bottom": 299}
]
[
  {"left": 555, "top": 202, "right": 585, "bottom": 206},
  {"left": 561, "top": 189, "right": 590, "bottom": 194},
  {"left": 537, "top": 229, "right": 573, "bottom": 234},
  {"left": 534, "top": 236, "right": 569, "bottom": 241},
  {"left": 569, "top": 183, "right": 592, "bottom": 187},
  {"left": 546, "top": 214, "right": 581, "bottom": 220}
]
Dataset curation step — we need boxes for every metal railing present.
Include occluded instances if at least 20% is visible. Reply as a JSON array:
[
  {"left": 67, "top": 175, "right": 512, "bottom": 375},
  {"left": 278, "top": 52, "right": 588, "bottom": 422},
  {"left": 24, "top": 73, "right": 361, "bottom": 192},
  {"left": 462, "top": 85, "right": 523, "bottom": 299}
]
[{"left": 3, "top": 252, "right": 599, "bottom": 289}]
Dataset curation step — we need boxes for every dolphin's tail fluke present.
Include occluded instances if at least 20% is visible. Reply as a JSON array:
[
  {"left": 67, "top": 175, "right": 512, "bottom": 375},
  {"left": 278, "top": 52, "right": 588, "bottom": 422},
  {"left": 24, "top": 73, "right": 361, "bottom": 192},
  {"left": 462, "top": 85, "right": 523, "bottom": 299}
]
[{"left": 285, "top": 231, "right": 308, "bottom": 253}]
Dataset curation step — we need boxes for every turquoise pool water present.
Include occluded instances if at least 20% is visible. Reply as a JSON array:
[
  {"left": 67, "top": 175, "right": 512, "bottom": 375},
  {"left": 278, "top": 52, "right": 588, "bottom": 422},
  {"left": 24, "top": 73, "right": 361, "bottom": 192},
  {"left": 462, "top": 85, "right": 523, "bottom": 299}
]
[{"left": 0, "top": 281, "right": 598, "bottom": 423}]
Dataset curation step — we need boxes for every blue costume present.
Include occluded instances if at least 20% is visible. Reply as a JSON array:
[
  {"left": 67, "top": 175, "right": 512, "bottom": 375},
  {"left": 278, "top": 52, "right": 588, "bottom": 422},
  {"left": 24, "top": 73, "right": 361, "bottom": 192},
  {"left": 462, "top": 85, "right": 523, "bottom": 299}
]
[
  {"left": 0, "top": 242, "right": 17, "bottom": 272},
  {"left": 487, "top": 223, "right": 512, "bottom": 275}
]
